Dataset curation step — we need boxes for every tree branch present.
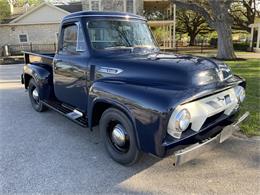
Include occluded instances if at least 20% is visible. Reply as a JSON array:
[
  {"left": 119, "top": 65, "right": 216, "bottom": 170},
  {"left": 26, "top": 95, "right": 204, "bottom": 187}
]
[{"left": 171, "top": 0, "right": 215, "bottom": 27}]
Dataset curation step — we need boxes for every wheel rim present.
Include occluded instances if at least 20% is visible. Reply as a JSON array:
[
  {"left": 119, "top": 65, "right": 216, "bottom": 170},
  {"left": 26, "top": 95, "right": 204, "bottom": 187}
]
[
  {"left": 112, "top": 124, "right": 126, "bottom": 147},
  {"left": 31, "top": 87, "right": 39, "bottom": 104},
  {"left": 109, "top": 123, "right": 130, "bottom": 153}
]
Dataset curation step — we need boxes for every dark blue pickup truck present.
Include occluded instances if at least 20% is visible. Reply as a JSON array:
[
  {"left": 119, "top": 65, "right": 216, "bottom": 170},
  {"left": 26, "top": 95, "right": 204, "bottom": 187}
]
[{"left": 21, "top": 11, "right": 249, "bottom": 166}]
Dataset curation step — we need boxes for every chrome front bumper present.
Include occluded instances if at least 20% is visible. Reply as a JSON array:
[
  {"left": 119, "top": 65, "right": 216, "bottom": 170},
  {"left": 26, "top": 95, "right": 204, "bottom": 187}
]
[{"left": 173, "top": 112, "right": 249, "bottom": 166}]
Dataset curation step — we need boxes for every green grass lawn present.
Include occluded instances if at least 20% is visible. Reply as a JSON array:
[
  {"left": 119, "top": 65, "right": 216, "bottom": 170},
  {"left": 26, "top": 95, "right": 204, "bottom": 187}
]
[{"left": 226, "top": 59, "right": 260, "bottom": 136}]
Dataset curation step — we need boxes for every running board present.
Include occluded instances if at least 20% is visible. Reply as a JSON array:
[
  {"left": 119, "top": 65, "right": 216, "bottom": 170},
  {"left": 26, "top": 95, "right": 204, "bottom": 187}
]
[{"left": 42, "top": 100, "right": 88, "bottom": 127}]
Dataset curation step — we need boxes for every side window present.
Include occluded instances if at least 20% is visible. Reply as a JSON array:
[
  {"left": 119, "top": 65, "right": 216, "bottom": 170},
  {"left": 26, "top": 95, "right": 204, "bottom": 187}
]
[
  {"left": 61, "top": 23, "right": 86, "bottom": 53},
  {"left": 61, "top": 25, "right": 77, "bottom": 53}
]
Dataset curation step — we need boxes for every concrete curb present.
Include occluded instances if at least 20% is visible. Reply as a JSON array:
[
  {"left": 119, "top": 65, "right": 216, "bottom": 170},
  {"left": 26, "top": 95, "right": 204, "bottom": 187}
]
[
  {"left": 233, "top": 131, "right": 260, "bottom": 141},
  {"left": 0, "top": 80, "right": 21, "bottom": 83},
  {"left": 250, "top": 136, "right": 260, "bottom": 141}
]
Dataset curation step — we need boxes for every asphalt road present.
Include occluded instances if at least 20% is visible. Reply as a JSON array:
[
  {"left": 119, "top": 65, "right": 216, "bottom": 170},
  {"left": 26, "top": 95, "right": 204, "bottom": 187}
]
[{"left": 0, "top": 64, "right": 259, "bottom": 194}]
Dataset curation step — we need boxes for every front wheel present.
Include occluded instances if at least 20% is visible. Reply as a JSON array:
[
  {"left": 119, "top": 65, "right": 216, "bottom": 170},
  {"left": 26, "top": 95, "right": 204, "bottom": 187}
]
[
  {"left": 28, "top": 79, "right": 47, "bottom": 112},
  {"left": 100, "top": 108, "right": 141, "bottom": 166}
]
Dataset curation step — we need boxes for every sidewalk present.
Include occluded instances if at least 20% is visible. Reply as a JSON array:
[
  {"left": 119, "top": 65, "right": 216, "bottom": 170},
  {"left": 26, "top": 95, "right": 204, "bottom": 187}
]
[{"left": 0, "top": 56, "right": 24, "bottom": 65}]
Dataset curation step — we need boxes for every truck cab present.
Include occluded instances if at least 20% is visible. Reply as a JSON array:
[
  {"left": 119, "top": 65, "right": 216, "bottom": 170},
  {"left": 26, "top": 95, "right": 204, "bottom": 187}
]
[{"left": 21, "top": 11, "right": 248, "bottom": 166}]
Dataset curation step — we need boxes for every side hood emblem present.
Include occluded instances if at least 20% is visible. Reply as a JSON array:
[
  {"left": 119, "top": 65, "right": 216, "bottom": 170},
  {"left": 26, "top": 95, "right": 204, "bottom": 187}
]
[{"left": 98, "top": 67, "right": 123, "bottom": 75}]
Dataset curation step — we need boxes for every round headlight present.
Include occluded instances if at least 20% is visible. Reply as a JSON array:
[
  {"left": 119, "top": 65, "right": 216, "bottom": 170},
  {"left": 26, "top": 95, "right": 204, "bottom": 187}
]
[
  {"left": 175, "top": 109, "right": 191, "bottom": 132},
  {"left": 235, "top": 86, "right": 246, "bottom": 103}
]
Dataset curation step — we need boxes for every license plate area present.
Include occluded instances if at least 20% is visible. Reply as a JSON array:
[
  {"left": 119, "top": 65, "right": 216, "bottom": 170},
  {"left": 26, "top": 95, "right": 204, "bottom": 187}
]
[{"left": 224, "top": 94, "right": 231, "bottom": 105}]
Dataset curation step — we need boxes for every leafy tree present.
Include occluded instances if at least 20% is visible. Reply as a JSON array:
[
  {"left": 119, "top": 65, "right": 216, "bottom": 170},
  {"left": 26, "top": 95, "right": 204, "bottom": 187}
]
[
  {"left": 0, "top": 0, "right": 11, "bottom": 22},
  {"left": 171, "top": 0, "right": 236, "bottom": 60},
  {"left": 152, "top": 27, "right": 168, "bottom": 46},
  {"left": 231, "top": 0, "right": 260, "bottom": 32},
  {"left": 143, "top": 10, "right": 165, "bottom": 20},
  {"left": 7, "top": 0, "right": 43, "bottom": 7},
  {"left": 176, "top": 9, "right": 212, "bottom": 46}
]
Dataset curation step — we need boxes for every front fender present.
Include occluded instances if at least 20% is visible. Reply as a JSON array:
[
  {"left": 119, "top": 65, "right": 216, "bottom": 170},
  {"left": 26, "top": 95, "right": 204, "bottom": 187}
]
[
  {"left": 88, "top": 80, "right": 171, "bottom": 156},
  {"left": 87, "top": 74, "right": 247, "bottom": 157},
  {"left": 23, "top": 63, "right": 53, "bottom": 100}
]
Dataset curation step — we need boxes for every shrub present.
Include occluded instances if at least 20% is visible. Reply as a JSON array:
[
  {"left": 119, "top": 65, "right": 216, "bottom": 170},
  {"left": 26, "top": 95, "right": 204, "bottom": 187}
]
[
  {"left": 209, "top": 38, "right": 218, "bottom": 47},
  {"left": 233, "top": 42, "right": 250, "bottom": 51}
]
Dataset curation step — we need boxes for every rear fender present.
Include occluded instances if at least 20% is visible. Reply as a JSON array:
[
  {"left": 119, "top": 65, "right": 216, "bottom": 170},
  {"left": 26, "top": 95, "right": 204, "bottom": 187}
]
[{"left": 23, "top": 63, "right": 53, "bottom": 100}]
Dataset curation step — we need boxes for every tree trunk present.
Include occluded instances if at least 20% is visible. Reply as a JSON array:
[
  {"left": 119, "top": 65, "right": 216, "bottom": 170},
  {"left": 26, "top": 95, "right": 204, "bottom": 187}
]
[
  {"left": 215, "top": 22, "right": 236, "bottom": 59},
  {"left": 189, "top": 34, "right": 196, "bottom": 46},
  {"left": 171, "top": 0, "right": 237, "bottom": 59}
]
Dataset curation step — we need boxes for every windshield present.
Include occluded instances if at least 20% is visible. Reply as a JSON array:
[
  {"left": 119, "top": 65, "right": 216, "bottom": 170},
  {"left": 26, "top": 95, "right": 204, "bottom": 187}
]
[{"left": 87, "top": 19, "right": 158, "bottom": 51}]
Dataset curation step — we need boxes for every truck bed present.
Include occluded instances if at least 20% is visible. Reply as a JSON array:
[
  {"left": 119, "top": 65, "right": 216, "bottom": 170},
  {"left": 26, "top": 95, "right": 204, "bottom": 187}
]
[{"left": 24, "top": 52, "right": 54, "bottom": 66}]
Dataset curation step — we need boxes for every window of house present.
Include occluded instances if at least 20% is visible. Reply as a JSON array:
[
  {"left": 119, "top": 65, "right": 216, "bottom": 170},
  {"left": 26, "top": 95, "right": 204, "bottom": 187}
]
[
  {"left": 114, "top": 0, "right": 124, "bottom": 12},
  {"left": 126, "top": 0, "right": 134, "bottom": 13},
  {"left": 19, "top": 34, "right": 28, "bottom": 43},
  {"left": 102, "top": 0, "right": 113, "bottom": 11},
  {"left": 91, "top": 0, "right": 100, "bottom": 11},
  {"left": 91, "top": 0, "right": 135, "bottom": 13},
  {"left": 83, "top": 0, "right": 90, "bottom": 10}
]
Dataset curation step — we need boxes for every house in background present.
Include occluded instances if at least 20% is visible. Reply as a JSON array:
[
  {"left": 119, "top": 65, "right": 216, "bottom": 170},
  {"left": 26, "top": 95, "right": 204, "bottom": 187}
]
[
  {"left": 249, "top": 17, "right": 260, "bottom": 53},
  {"left": 144, "top": 0, "right": 176, "bottom": 49},
  {"left": 0, "top": 2, "right": 82, "bottom": 55},
  {"left": 81, "top": 0, "right": 176, "bottom": 49},
  {"left": 0, "top": 0, "right": 176, "bottom": 56},
  {"left": 82, "top": 0, "right": 143, "bottom": 15}
]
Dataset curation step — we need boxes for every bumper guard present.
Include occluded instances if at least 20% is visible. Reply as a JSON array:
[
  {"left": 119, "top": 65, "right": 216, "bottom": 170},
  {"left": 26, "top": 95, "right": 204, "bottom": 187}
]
[{"left": 173, "top": 112, "right": 250, "bottom": 166}]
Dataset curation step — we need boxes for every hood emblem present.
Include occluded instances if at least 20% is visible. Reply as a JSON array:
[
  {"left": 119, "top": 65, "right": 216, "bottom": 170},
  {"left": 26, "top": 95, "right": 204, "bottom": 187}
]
[
  {"left": 98, "top": 67, "right": 123, "bottom": 75},
  {"left": 217, "top": 97, "right": 225, "bottom": 101}
]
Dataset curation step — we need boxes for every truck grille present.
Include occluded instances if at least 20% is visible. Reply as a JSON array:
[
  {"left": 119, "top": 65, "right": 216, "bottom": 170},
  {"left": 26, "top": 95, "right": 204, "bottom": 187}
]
[{"left": 201, "top": 111, "right": 225, "bottom": 129}]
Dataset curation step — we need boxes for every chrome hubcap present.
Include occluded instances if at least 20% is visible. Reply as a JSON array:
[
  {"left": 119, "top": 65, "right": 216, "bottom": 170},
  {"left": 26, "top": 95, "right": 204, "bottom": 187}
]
[
  {"left": 32, "top": 89, "right": 39, "bottom": 100},
  {"left": 111, "top": 124, "right": 126, "bottom": 147}
]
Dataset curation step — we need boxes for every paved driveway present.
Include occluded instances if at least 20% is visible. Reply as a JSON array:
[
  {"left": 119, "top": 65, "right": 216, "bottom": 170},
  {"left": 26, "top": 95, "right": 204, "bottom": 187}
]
[{"left": 0, "top": 64, "right": 259, "bottom": 194}]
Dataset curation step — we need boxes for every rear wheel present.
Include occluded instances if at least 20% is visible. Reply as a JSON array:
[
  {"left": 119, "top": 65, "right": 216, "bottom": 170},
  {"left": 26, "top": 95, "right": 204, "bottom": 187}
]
[
  {"left": 100, "top": 108, "right": 141, "bottom": 166},
  {"left": 28, "top": 79, "right": 47, "bottom": 112}
]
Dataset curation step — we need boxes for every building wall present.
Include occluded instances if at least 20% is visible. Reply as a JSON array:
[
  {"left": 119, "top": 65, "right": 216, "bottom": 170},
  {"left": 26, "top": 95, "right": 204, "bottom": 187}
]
[
  {"left": 10, "top": 5, "right": 67, "bottom": 24},
  {"left": 82, "top": 0, "right": 143, "bottom": 15},
  {"left": 135, "top": 0, "right": 144, "bottom": 15},
  {"left": 0, "top": 23, "right": 60, "bottom": 47}
]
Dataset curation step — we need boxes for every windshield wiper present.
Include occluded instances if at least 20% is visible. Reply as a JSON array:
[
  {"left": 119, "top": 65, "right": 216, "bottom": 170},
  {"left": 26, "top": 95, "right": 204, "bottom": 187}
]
[
  {"left": 112, "top": 24, "right": 132, "bottom": 48},
  {"left": 119, "top": 30, "right": 132, "bottom": 47}
]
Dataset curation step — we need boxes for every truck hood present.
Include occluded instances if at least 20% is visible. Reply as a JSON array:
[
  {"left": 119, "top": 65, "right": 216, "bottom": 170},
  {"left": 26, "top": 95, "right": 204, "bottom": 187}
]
[{"left": 92, "top": 52, "right": 233, "bottom": 90}]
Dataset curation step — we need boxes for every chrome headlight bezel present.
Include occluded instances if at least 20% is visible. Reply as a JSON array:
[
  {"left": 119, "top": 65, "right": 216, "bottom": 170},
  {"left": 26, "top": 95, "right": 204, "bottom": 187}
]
[
  {"left": 175, "top": 109, "right": 191, "bottom": 132},
  {"left": 167, "top": 109, "right": 191, "bottom": 139},
  {"left": 235, "top": 85, "right": 246, "bottom": 103}
]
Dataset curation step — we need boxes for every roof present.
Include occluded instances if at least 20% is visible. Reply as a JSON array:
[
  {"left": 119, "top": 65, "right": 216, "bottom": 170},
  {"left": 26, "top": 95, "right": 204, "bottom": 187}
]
[
  {"left": 9, "top": 2, "right": 70, "bottom": 24},
  {"left": 56, "top": 2, "right": 82, "bottom": 13},
  {"left": 1, "top": 2, "right": 82, "bottom": 24},
  {"left": 63, "top": 11, "right": 146, "bottom": 21}
]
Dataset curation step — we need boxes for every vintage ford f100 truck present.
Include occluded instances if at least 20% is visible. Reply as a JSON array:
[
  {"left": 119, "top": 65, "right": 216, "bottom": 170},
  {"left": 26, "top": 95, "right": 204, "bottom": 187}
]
[{"left": 21, "top": 11, "right": 249, "bottom": 166}]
